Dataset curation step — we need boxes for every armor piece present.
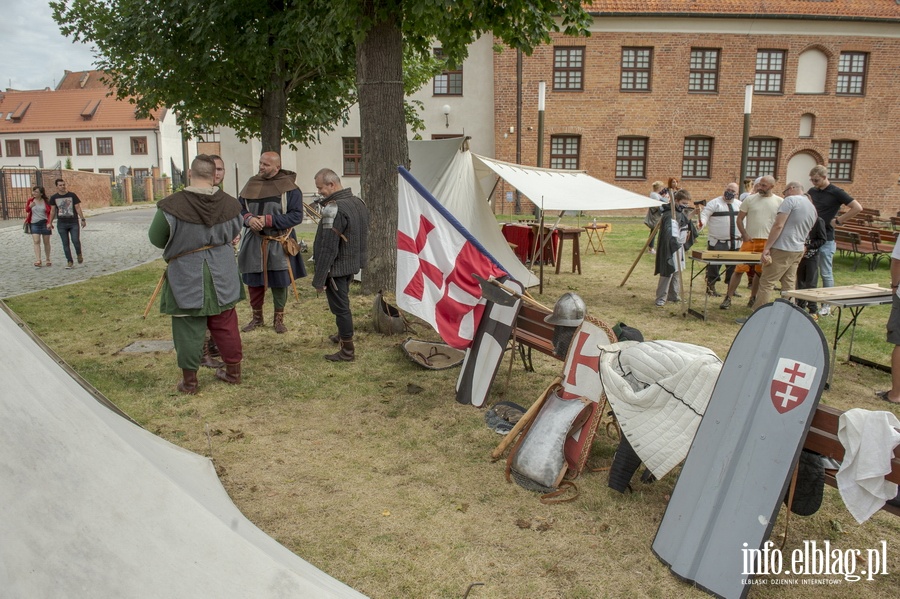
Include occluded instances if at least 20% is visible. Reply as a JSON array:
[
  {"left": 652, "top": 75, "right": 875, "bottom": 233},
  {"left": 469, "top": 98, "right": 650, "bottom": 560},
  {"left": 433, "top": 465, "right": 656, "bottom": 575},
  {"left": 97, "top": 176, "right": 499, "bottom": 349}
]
[{"left": 544, "top": 292, "right": 586, "bottom": 327}]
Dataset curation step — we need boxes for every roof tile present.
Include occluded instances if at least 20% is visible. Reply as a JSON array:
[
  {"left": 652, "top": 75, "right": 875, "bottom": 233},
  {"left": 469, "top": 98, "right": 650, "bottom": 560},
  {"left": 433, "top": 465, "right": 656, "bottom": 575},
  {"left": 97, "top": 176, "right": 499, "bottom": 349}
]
[
  {"left": 587, "top": 1, "right": 900, "bottom": 19},
  {"left": 0, "top": 72, "right": 163, "bottom": 134}
]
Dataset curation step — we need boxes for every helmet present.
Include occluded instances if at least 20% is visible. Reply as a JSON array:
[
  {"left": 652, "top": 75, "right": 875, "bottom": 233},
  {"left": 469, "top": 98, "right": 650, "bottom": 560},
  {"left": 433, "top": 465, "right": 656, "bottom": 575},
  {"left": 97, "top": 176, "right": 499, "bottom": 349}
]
[{"left": 544, "top": 292, "right": 586, "bottom": 327}]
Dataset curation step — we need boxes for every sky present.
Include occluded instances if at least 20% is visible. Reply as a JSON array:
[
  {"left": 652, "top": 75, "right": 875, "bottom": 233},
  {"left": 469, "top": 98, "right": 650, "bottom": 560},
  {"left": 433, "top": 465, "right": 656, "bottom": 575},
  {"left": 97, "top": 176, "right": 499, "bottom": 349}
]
[{"left": 0, "top": 0, "right": 98, "bottom": 91}]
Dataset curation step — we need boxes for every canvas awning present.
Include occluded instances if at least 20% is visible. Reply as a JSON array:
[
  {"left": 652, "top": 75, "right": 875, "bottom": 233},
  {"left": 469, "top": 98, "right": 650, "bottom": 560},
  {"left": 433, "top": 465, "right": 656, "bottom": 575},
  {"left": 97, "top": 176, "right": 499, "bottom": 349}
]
[{"left": 473, "top": 155, "right": 662, "bottom": 212}]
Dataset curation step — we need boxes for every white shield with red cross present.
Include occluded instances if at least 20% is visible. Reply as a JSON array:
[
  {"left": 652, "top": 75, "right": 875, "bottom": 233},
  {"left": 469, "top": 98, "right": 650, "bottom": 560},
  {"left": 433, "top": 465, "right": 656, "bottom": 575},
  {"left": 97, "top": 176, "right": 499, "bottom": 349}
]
[
  {"left": 770, "top": 358, "right": 817, "bottom": 414},
  {"left": 559, "top": 320, "right": 613, "bottom": 403}
]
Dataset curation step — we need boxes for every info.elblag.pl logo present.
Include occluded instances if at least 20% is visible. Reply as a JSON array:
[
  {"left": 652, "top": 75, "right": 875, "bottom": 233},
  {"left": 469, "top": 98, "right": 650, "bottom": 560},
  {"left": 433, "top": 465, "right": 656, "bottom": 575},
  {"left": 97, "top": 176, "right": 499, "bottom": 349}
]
[{"left": 742, "top": 540, "right": 889, "bottom": 584}]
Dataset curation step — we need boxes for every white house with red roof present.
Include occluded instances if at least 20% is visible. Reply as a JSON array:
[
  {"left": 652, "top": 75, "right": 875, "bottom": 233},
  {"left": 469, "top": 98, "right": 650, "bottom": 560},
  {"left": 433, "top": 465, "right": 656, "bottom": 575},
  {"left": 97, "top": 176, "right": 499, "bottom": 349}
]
[{"left": 0, "top": 70, "right": 191, "bottom": 182}]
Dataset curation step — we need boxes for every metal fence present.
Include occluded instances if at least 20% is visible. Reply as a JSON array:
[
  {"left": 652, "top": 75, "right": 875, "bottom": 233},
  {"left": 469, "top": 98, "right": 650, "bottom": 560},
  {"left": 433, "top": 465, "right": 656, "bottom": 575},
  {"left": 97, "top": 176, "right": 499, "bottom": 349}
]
[{"left": 0, "top": 166, "right": 62, "bottom": 220}]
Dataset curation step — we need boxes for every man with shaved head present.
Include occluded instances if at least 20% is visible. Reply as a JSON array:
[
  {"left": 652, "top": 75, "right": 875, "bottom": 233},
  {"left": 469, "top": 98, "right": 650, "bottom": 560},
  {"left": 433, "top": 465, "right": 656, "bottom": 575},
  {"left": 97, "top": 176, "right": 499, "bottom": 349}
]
[
  {"left": 719, "top": 175, "right": 783, "bottom": 310},
  {"left": 236, "top": 151, "right": 306, "bottom": 333}
]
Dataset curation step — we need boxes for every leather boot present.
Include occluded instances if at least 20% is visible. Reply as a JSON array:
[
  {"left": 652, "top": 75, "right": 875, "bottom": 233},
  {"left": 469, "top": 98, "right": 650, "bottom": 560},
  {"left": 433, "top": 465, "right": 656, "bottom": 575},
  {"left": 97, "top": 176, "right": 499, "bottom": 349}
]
[
  {"left": 325, "top": 339, "right": 355, "bottom": 362},
  {"left": 200, "top": 337, "right": 225, "bottom": 369},
  {"left": 273, "top": 309, "right": 288, "bottom": 334},
  {"left": 328, "top": 333, "right": 340, "bottom": 344},
  {"left": 706, "top": 282, "right": 720, "bottom": 297},
  {"left": 241, "top": 309, "right": 264, "bottom": 332},
  {"left": 176, "top": 369, "right": 199, "bottom": 394},
  {"left": 215, "top": 362, "right": 242, "bottom": 385}
]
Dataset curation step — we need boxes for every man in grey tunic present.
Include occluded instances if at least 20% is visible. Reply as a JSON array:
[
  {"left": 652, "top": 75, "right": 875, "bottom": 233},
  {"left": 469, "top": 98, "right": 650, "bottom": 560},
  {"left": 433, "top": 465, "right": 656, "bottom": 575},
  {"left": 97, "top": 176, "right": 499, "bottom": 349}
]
[{"left": 149, "top": 155, "right": 245, "bottom": 394}]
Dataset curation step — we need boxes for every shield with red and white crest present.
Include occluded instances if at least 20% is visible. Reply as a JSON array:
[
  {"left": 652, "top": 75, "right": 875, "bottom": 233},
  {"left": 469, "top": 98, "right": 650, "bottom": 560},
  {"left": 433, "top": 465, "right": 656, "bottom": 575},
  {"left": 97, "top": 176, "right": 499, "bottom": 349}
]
[{"left": 769, "top": 358, "right": 817, "bottom": 414}]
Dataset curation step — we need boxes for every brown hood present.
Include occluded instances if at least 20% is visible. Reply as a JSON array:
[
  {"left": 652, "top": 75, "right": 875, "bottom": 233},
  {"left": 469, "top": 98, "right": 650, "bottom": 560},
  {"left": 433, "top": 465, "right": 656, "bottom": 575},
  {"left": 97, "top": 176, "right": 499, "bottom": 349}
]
[
  {"left": 157, "top": 189, "right": 241, "bottom": 227},
  {"left": 239, "top": 169, "right": 299, "bottom": 200}
]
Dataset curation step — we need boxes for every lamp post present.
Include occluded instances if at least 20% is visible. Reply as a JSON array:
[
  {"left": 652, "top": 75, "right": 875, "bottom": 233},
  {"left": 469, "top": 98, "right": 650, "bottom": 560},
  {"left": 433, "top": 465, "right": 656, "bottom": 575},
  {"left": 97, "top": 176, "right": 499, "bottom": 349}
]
[
  {"left": 536, "top": 81, "right": 546, "bottom": 293},
  {"left": 739, "top": 84, "right": 753, "bottom": 184},
  {"left": 536, "top": 81, "right": 546, "bottom": 168}
]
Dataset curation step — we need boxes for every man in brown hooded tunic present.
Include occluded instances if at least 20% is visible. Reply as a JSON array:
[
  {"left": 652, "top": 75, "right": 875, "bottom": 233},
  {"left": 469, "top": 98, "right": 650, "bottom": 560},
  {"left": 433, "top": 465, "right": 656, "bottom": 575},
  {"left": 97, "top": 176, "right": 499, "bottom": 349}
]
[{"left": 237, "top": 152, "right": 306, "bottom": 333}]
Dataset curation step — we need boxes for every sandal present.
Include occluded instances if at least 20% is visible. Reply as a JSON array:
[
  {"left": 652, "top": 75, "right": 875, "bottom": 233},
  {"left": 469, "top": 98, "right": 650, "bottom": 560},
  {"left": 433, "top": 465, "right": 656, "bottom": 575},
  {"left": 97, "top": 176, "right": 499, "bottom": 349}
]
[
  {"left": 45, "top": 261, "right": 52, "bottom": 267},
  {"left": 33, "top": 261, "right": 42, "bottom": 268},
  {"left": 875, "top": 390, "right": 900, "bottom": 404}
]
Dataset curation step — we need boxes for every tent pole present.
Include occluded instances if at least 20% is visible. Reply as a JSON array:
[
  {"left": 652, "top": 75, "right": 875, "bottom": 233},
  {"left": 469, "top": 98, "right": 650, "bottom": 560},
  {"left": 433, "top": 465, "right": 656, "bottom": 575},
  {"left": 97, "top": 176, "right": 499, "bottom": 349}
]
[
  {"left": 538, "top": 210, "right": 545, "bottom": 294},
  {"left": 619, "top": 220, "right": 661, "bottom": 287}
]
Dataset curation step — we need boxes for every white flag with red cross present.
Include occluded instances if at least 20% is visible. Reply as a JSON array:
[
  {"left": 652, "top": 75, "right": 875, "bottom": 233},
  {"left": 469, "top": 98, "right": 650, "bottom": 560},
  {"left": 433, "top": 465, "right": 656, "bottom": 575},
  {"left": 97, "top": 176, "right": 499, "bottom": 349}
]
[
  {"left": 396, "top": 167, "right": 509, "bottom": 350},
  {"left": 770, "top": 358, "right": 818, "bottom": 414}
]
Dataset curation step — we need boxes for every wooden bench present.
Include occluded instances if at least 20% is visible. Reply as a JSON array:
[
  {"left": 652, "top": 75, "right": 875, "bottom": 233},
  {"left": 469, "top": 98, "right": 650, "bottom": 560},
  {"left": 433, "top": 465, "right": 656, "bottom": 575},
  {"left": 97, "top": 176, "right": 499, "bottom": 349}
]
[
  {"left": 513, "top": 302, "right": 557, "bottom": 371},
  {"left": 834, "top": 229, "right": 884, "bottom": 271},
  {"left": 512, "top": 304, "right": 900, "bottom": 516},
  {"left": 806, "top": 405, "right": 900, "bottom": 517}
]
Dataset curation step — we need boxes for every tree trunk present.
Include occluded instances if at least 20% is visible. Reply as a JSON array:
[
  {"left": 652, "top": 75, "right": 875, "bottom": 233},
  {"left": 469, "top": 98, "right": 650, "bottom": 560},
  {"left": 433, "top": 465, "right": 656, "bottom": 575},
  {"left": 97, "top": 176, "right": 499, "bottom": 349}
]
[
  {"left": 259, "top": 68, "right": 286, "bottom": 153},
  {"left": 356, "top": 12, "right": 407, "bottom": 296}
]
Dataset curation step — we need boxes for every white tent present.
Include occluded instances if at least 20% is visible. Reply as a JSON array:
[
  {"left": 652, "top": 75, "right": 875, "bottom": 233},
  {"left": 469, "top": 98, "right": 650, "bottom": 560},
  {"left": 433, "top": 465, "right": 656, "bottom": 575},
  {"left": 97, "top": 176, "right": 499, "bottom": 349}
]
[
  {"left": 407, "top": 139, "right": 662, "bottom": 289},
  {"left": 409, "top": 138, "right": 539, "bottom": 288},
  {"left": 473, "top": 154, "right": 662, "bottom": 213},
  {"left": 0, "top": 303, "right": 366, "bottom": 598}
]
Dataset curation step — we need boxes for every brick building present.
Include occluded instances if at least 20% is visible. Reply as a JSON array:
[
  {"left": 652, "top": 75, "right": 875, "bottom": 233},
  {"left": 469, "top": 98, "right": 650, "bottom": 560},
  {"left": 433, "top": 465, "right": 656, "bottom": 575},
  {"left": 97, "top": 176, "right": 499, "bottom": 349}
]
[{"left": 493, "top": 1, "right": 900, "bottom": 215}]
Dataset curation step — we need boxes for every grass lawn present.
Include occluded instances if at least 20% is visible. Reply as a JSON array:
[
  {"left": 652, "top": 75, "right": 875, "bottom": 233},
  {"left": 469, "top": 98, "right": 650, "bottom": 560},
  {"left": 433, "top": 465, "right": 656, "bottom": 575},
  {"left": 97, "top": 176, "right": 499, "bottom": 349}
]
[{"left": 6, "top": 215, "right": 900, "bottom": 598}]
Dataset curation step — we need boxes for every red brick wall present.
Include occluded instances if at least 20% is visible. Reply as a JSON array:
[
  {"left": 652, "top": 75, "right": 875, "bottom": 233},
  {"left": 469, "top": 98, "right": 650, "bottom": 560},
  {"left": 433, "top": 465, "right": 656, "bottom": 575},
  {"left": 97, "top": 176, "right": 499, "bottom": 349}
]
[
  {"left": 56, "top": 169, "right": 113, "bottom": 209},
  {"left": 493, "top": 32, "right": 900, "bottom": 218}
]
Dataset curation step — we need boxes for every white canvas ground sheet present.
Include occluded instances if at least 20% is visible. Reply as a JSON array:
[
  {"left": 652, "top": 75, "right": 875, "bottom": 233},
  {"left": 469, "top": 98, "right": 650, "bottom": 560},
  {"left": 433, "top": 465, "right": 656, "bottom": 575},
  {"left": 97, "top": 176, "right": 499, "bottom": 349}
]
[
  {"left": 0, "top": 304, "right": 366, "bottom": 598},
  {"left": 473, "top": 155, "right": 662, "bottom": 212}
]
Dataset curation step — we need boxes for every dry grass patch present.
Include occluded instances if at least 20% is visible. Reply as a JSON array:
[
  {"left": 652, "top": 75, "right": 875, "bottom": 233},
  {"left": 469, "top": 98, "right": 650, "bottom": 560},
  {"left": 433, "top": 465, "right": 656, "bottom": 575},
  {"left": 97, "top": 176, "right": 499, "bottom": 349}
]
[{"left": 6, "top": 216, "right": 900, "bottom": 598}]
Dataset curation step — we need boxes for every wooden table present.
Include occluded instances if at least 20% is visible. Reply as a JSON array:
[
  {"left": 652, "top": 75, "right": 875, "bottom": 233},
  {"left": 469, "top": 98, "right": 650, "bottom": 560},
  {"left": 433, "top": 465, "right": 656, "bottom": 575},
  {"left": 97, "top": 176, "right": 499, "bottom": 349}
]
[
  {"left": 686, "top": 253, "right": 762, "bottom": 320},
  {"left": 783, "top": 284, "right": 894, "bottom": 386},
  {"left": 554, "top": 226, "right": 583, "bottom": 275},
  {"left": 584, "top": 223, "right": 611, "bottom": 254}
]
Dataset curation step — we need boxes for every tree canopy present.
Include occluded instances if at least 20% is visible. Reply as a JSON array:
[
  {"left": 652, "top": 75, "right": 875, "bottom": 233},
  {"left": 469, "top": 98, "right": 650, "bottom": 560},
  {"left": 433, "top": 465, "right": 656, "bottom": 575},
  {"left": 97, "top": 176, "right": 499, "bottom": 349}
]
[
  {"left": 345, "top": 0, "right": 593, "bottom": 293},
  {"left": 51, "top": 0, "right": 358, "bottom": 150}
]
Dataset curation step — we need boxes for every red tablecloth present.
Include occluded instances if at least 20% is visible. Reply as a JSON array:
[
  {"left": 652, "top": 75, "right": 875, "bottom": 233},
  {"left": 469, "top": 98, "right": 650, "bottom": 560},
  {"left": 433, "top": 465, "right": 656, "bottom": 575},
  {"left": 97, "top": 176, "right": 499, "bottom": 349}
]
[{"left": 501, "top": 224, "right": 558, "bottom": 265}]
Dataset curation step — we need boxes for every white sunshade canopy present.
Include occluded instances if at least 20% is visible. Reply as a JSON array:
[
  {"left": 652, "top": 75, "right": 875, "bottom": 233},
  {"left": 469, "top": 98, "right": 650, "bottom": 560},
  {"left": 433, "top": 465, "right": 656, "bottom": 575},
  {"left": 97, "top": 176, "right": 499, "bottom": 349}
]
[{"left": 473, "top": 155, "right": 662, "bottom": 212}]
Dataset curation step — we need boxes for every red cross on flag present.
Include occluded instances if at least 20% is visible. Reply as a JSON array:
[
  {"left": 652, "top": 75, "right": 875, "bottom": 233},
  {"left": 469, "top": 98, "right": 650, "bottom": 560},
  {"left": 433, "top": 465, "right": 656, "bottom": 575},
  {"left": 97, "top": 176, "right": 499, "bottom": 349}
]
[
  {"left": 770, "top": 358, "right": 818, "bottom": 414},
  {"left": 396, "top": 167, "right": 509, "bottom": 349}
]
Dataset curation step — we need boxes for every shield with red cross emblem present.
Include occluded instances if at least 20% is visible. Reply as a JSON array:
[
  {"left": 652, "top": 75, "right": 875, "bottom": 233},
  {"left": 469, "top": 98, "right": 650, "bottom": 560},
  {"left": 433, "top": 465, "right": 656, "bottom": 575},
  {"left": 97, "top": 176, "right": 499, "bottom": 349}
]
[
  {"left": 558, "top": 320, "right": 615, "bottom": 403},
  {"left": 769, "top": 358, "right": 817, "bottom": 414}
]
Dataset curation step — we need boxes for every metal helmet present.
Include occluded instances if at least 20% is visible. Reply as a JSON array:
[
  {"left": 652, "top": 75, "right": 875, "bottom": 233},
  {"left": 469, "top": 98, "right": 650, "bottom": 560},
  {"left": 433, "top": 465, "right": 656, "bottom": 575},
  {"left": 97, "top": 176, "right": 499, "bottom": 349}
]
[{"left": 544, "top": 292, "right": 586, "bottom": 327}]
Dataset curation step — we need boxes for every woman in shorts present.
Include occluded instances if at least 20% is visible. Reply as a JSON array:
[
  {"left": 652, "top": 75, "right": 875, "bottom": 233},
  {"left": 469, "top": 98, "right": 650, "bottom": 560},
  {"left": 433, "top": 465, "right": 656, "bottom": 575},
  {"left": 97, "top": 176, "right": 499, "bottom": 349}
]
[{"left": 25, "top": 186, "right": 53, "bottom": 267}]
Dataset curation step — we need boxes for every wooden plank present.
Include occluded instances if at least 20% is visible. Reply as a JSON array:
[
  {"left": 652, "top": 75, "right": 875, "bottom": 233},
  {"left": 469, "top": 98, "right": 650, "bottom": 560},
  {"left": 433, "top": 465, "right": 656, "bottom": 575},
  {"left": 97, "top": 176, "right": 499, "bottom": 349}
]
[
  {"left": 690, "top": 250, "right": 761, "bottom": 261},
  {"left": 783, "top": 284, "right": 890, "bottom": 303}
]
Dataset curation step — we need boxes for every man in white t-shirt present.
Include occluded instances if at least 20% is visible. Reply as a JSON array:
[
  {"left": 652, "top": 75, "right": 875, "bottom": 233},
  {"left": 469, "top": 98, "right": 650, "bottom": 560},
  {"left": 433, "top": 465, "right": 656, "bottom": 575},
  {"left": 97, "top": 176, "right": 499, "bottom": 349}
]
[
  {"left": 735, "top": 194, "right": 817, "bottom": 324},
  {"left": 877, "top": 243, "right": 900, "bottom": 403},
  {"left": 720, "top": 176, "right": 783, "bottom": 309}
]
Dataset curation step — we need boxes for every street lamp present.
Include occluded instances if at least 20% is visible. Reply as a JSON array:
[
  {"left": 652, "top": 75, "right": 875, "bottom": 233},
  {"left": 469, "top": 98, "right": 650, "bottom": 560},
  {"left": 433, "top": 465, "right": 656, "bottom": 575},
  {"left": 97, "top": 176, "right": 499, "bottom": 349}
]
[
  {"left": 739, "top": 84, "right": 753, "bottom": 183},
  {"left": 536, "top": 81, "right": 546, "bottom": 167}
]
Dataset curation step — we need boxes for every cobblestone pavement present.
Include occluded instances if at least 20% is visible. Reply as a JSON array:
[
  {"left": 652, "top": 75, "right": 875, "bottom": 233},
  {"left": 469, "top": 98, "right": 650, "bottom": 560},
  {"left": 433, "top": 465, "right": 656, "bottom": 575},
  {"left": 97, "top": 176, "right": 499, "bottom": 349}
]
[{"left": 0, "top": 205, "right": 162, "bottom": 299}]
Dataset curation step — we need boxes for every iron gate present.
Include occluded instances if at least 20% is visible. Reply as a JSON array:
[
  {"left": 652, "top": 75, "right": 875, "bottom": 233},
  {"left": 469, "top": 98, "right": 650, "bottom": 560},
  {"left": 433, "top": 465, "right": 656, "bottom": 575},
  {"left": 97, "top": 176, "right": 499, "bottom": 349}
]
[{"left": 0, "top": 166, "right": 61, "bottom": 220}]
